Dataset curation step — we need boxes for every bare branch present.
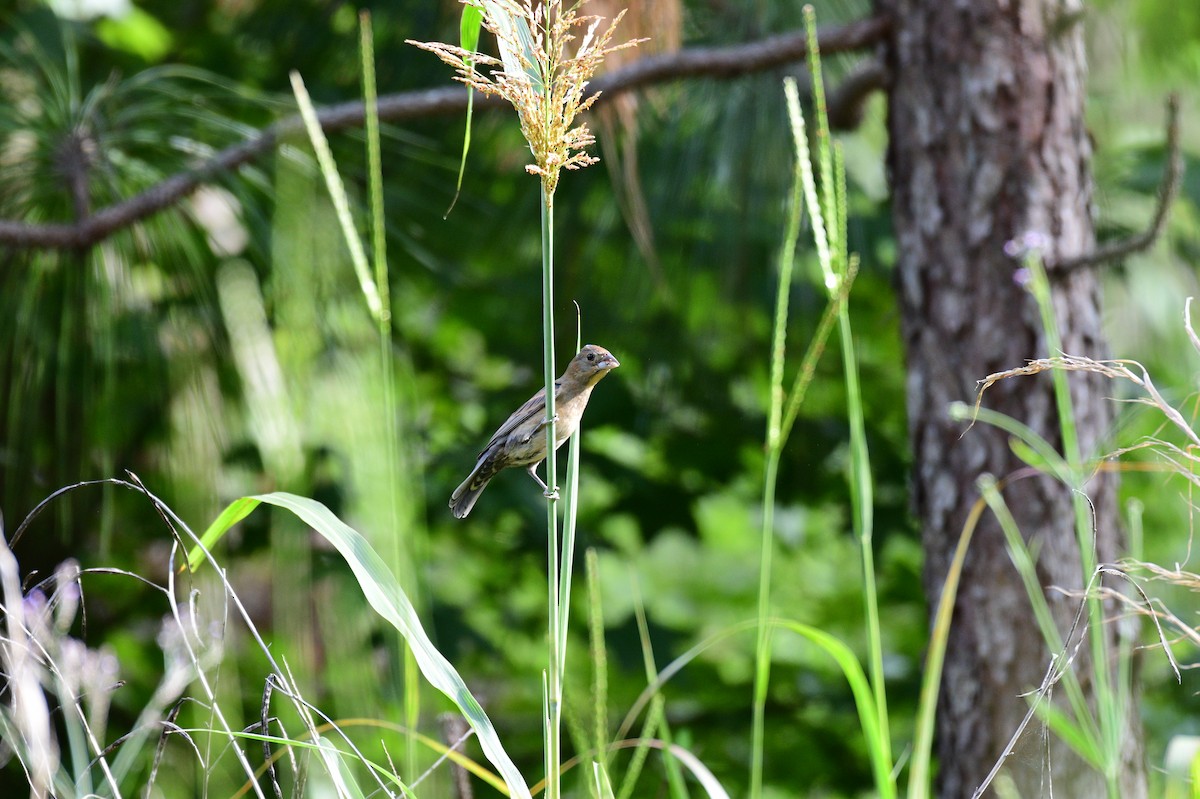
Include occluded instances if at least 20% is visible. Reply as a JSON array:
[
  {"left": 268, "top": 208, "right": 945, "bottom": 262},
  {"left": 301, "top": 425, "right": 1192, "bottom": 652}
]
[
  {"left": 0, "top": 15, "right": 889, "bottom": 251},
  {"left": 785, "top": 56, "right": 888, "bottom": 132},
  {"left": 587, "top": 14, "right": 888, "bottom": 93},
  {"left": 1050, "top": 94, "right": 1183, "bottom": 273},
  {"left": 826, "top": 58, "right": 887, "bottom": 131}
]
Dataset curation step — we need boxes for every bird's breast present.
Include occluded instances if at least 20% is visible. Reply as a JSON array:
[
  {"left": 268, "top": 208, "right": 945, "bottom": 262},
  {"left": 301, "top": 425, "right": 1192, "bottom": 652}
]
[{"left": 554, "top": 387, "right": 594, "bottom": 442}]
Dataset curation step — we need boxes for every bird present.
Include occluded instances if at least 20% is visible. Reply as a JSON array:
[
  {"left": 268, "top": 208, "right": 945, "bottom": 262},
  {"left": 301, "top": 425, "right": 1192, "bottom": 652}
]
[{"left": 449, "top": 344, "right": 620, "bottom": 518}]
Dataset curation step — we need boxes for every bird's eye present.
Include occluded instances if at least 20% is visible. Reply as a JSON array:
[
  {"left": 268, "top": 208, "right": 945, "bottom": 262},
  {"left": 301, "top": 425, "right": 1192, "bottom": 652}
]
[{"left": 587, "top": 353, "right": 595, "bottom": 361}]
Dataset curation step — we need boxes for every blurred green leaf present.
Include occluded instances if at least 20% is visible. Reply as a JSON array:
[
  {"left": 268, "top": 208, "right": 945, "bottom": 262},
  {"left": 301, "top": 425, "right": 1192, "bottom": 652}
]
[{"left": 95, "top": 7, "right": 173, "bottom": 62}]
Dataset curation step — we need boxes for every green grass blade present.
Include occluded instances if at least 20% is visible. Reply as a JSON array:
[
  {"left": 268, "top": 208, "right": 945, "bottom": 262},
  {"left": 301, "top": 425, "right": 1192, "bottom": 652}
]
[
  {"left": 947, "top": 403, "right": 1072, "bottom": 484},
  {"left": 185, "top": 496, "right": 259, "bottom": 570},
  {"left": 360, "top": 13, "right": 388, "bottom": 328},
  {"left": 909, "top": 495, "right": 986, "bottom": 798},
  {"left": 631, "top": 585, "right": 690, "bottom": 799},
  {"left": 358, "top": 12, "right": 421, "bottom": 781},
  {"left": 831, "top": 255, "right": 887, "bottom": 760},
  {"left": 798, "top": 7, "right": 890, "bottom": 772},
  {"left": 559, "top": 430, "right": 581, "bottom": 667},
  {"left": 750, "top": 75, "right": 809, "bottom": 799},
  {"left": 587, "top": 549, "right": 609, "bottom": 773},
  {"left": 461, "top": 3, "right": 483, "bottom": 53},
  {"left": 611, "top": 615, "right": 891, "bottom": 797},
  {"left": 978, "top": 476, "right": 1100, "bottom": 752},
  {"left": 315, "top": 735, "right": 368, "bottom": 799},
  {"left": 480, "top": 0, "right": 543, "bottom": 93},
  {"left": 593, "top": 761, "right": 618, "bottom": 799},
  {"left": 266, "top": 492, "right": 531, "bottom": 798},
  {"left": 1039, "top": 700, "right": 1104, "bottom": 769},
  {"left": 615, "top": 695, "right": 663, "bottom": 799},
  {"left": 1024, "top": 254, "right": 1120, "bottom": 788},
  {"left": 662, "top": 743, "right": 731, "bottom": 799},
  {"left": 774, "top": 620, "right": 893, "bottom": 798},
  {"left": 559, "top": 303, "right": 583, "bottom": 669},
  {"left": 289, "top": 70, "right": 383, "bottom": 322},
  {"left": 445, "top": 3, "right": 483, "bottom": 217}
]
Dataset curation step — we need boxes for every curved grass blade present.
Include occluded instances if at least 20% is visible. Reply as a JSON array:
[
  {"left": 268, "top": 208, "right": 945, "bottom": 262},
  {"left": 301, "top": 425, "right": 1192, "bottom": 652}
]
[
  {"left": 613, "top": 617, "right": 894, "bottom": 799},
  {"left": 315, "top": 735, "right": 368, "bottom": 799},
  {"left": 773, "top": 620, "right": 895, "bottom": 799},
  {"left": 445, "top": 3, "right": 484, "bottom": 217},
  {"left": 662, "top": 742, "right": 730, "bottom": 799},
  {"left": 186, "top": 492, "right": 533, "bottom": 799},
  {"left": 908, "top": 494, "right": 985, "bottom": 798},
  {"left": 185, "top": 496, "right": 259, "bottom": 570}
]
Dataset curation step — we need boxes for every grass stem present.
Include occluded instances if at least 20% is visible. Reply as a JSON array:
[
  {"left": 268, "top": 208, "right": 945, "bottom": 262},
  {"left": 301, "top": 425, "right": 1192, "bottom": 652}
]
[{"left": 541, "top": 182, "right": 562, "bottom": 799}]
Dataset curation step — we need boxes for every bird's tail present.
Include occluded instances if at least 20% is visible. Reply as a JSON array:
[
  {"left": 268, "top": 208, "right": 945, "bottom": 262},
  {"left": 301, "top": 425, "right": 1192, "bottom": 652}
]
[{"left": 449, "top": 464, "right": 492, "bottom": 519}]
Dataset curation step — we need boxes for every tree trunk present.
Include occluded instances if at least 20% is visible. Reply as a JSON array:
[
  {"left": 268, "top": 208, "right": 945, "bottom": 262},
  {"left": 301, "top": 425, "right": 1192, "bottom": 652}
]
[{"left": 878, "top": 1, "right": 1145, "bottom": 796}]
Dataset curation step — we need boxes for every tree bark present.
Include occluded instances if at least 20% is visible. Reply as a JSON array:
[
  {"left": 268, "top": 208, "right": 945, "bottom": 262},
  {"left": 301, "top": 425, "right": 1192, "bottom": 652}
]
[{"left": 879, "top": 0, "right": 1145, "bottom": 796}]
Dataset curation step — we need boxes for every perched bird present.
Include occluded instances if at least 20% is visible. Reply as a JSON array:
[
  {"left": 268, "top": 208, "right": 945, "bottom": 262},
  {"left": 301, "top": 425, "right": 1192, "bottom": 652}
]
[{"left": 450, "top": 344, "right": 620, "bottom": 519}]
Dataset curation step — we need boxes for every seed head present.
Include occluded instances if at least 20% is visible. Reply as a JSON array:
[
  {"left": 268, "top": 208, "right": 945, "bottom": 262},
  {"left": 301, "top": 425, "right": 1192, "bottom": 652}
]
[{"left": 409, "top": 0, "right": 644, "bottom": 195}]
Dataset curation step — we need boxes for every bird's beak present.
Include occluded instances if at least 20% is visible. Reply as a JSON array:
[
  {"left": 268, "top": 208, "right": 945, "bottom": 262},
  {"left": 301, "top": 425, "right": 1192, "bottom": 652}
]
[{"left": 603, "top": 353, "right": 620, "bottom": 370}]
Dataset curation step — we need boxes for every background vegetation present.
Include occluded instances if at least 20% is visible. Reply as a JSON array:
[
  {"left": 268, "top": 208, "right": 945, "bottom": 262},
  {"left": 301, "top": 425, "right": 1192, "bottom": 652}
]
[{"left": 1, "top": 0, "right": 1199, "bottom": 796}]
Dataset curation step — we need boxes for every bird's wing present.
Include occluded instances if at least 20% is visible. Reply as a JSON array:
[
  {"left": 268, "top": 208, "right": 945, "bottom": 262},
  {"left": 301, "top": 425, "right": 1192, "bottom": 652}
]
[{"left": 480, "top": 384, "right": 556, "bottom": 455}]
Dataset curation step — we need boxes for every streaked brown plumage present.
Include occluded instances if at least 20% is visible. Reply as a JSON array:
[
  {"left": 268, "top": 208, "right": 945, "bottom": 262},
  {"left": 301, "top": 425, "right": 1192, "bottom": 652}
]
[{"left": 449, "top": 344, "right": 620, "bottom": 519}]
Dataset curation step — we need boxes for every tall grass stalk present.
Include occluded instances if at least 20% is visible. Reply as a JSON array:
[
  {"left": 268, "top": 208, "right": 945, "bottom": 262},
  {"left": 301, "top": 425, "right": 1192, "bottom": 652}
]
[
  {"left": 751, "top": 9, "right": 890, "bottom": 794},
  {"left": 631, "top": 585, "right": 688, "bottom": 798},
  {"left": 1023, "top": 254, "right": 1121, "bottom": 795},
  {"left": 799, "top": 9, "right": 887, "bottom": 755},
  {"left": 360, "top": 9, "right": 396, "bottom": 594},
  {"left": 541, "top": 182, "right": 565, "bottom": 799},
  {"left": 944, "top": 259, "right": 1158, "bottom": 793},
  {"left": 411, "top": 4, "right": 638, "bottom": 794},
  {"left": 943, "top": 254, "right": 1126, "bottom": 794},
  {"left": 907, "top": 491, "right": 989, "bottom": 797},
  {"left": 587, "top": 548, "right": 610, "bottom": 774},
  {"left": 358, "top": 12, "right": 422, "bottom": 781},
  {"left": 293, "top": 13, "right": 431, "bottom": 783},
  {"left": 750, "top": 74, "right": 811, "bottom": 799}
]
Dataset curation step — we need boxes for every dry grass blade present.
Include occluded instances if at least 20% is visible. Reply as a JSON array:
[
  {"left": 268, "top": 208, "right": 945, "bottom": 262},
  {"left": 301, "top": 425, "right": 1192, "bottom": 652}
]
[
  {"left": 1051, "top": 565, "right": 1182, "bottom": 685},
  {"left": 1186, "top": 297, "right": 1200, "bottom": 359},
  {"left": 1095, "top": 561, "right": 1200, "bottom": 659},
  {"left": 972, "top": 563, "right": 1108, "bottom": 799},
  {"left": 972, "top": 353, "right": 1200, "bottom": 448}
]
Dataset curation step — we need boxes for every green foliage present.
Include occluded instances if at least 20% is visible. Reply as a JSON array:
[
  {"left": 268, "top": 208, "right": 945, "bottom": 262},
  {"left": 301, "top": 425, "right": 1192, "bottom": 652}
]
[{"left": 2, "top": 0, "right": 1199, "bottom": 796}]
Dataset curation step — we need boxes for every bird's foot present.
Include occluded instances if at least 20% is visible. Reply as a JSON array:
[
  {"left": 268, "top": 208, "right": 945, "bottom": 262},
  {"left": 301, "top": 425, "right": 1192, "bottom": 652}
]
[
  {"left": 535, "top": 413, "right": 560, "bottom": 433},
  {"left": 543, "top": 487, "right": 560, "bottom": 501},
  {"left": 527, "top": 464, "right": 550, "bottom": 492}
]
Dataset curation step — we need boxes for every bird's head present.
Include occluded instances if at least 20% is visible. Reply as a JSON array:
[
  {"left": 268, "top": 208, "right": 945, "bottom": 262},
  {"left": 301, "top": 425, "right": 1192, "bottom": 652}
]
[{"left": 566, "top": 344, "right": 620, "bottom": 386}]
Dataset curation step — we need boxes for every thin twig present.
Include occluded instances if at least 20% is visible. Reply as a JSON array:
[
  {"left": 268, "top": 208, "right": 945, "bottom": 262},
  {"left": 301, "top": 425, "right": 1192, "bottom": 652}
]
[
  {"left": 0, "top": 15, "right": 889, "bottom": 251},
  {"left": 1050, "top": 94, "right": 1183, "bottom": 273},
  {"left": 971, "top": 565, "right": 1099, "bottom": 798},
  {"left": 438, "top": 713, "right": 475, "bottom": 799}
]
